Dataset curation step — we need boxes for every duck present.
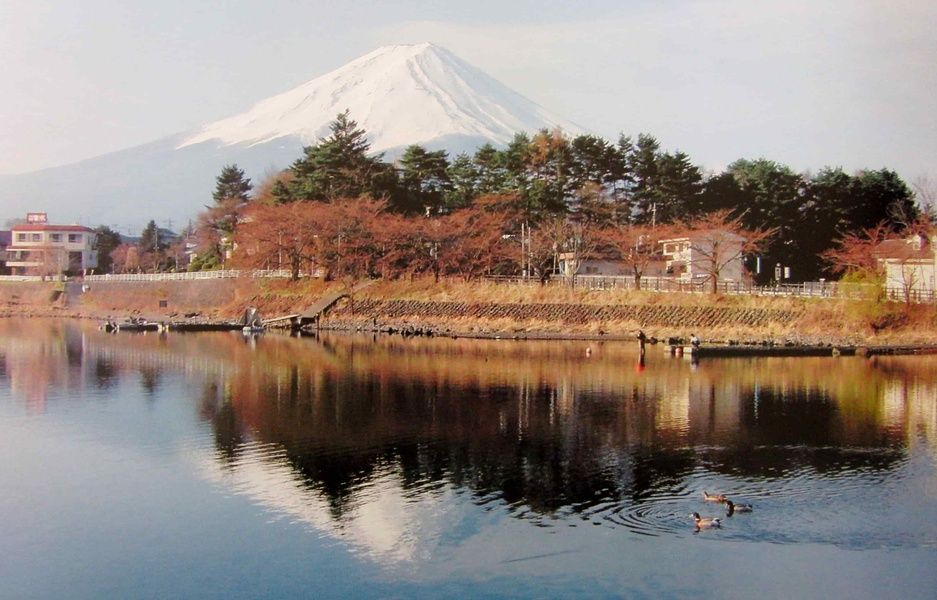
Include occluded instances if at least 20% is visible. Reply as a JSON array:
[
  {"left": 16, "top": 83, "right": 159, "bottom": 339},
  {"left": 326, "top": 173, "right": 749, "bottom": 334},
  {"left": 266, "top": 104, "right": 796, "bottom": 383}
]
[
  {"left": 724, "top": 500, "right": 753, "bottom": 516},
  {"left": 702, "top": 491, "right": 728, "bottom": 503},
  {"left": 690, "top": 512, "right": 722, "bottom": 529}
]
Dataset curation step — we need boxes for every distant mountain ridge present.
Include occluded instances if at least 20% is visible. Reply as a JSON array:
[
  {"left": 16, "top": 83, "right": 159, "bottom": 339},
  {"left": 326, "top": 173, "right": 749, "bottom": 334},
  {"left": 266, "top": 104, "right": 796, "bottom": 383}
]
[{"left": 0, "top": 43, "right": 583, "bottom": 232}]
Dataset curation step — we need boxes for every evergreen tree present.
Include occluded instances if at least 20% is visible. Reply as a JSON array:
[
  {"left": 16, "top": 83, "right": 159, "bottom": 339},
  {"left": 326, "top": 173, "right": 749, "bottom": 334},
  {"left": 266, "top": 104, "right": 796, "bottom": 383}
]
[
  {"left": 473, "top": 143, "right": 507, "bottom": 194},
  {"left": 285, "top": 110, "right": 391, "bottom": 202},
  {"left": 501, "top": 133, "right": 533, "bottom": 199},
  {"left": 724, "top": 159, "right": 806, "bottom": 282},
  {"left": 654, "top": 151, "right": 703, "bottom": 222},
  {"left": 139, "top": 220, "right": 162, "bottom": 253},
  {"left": 445, "top": 152, "right": 479, "bottom": 209},
  {"left": 850, "top": 169, "right": 917, "bottom": 231},
  {"left": 525, "top": 129, "right": 572, "bottom": 218},
  {"left": 138, "top": 220, "right": 166, "bottom": 272},
  {"left": 92, "top": 225, "right": 122, "bottom": 274},
  {"left": 271, "top": 179, "right": 294, "bottom": 204},
  {"left": 399, "top": 145, "right": 451, "bottom": 214},
  {"left": 628, "top": 134, "right": 662, "bottom": 224},
  {"left": 212, "top": 164, "right": 253, "bottom": 204}
]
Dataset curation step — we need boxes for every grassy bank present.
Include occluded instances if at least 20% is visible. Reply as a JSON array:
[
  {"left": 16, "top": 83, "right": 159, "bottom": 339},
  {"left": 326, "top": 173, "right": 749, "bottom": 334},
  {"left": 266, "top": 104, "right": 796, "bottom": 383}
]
[{"left": 1, "top": 277, "right": 935, "bottom": 345}]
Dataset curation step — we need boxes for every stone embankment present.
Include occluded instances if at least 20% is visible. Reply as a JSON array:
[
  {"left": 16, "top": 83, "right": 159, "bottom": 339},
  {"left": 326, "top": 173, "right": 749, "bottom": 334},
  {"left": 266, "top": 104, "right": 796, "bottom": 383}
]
[
  {"left": 330, "top": 299, "right": 801, "bottom": 329},
  {"left": 318, "top": 297, "right": 813, "bottom": 343}
]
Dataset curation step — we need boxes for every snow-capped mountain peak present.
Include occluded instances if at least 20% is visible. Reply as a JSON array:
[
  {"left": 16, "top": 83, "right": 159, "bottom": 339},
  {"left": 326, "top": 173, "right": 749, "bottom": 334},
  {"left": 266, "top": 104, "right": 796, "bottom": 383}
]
[{"left": 178, "top": 42, "right": 582, "bottom": 153}]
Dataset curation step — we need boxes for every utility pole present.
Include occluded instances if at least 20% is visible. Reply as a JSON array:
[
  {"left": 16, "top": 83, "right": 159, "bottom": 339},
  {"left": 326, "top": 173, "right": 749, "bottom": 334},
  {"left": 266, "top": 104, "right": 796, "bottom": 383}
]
[{"left": 520, "top": 222, "right": 527, "bottom": 279}]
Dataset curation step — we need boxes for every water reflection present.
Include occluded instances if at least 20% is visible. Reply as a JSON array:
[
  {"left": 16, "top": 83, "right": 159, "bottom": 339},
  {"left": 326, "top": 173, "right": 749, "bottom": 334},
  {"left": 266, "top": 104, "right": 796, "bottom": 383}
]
[{"left": 2, "top": 319, "right": 936, "bottom": 562}]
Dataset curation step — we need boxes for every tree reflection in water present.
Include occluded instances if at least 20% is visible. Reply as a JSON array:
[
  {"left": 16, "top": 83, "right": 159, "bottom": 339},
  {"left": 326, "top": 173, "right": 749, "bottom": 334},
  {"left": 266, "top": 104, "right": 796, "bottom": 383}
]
[{"left": 2, "top": 320, "right": 935, "bottom": 533}]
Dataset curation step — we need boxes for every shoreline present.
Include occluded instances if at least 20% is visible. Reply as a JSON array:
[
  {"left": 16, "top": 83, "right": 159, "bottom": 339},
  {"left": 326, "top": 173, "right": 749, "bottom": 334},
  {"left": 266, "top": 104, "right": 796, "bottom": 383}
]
[{"left": 2, "top": 277, "right": 936, "bottom": 349}]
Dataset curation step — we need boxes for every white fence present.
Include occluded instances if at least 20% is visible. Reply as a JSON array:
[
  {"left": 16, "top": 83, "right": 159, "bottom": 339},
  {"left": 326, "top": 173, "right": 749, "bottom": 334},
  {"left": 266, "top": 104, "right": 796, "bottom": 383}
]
[
  {"left": 82, "top": 269, "right": 294, "bottom": 282},
  {"left": 0, "top": 275, "right": 49, "bottom": 282}
]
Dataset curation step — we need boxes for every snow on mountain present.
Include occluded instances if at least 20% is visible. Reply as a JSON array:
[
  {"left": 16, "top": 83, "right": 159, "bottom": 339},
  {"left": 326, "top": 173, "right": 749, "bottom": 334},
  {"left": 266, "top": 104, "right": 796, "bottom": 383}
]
[
  {"left": 179, "top": 43, "right": 582, "bottom": 153},
  {"left": 0, "top": 43, "right": 583, "bottom": 231}
]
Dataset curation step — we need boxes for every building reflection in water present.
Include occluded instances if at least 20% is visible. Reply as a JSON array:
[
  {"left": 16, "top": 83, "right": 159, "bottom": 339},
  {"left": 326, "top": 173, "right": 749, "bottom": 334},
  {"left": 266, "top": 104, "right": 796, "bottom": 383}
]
[{"left": 2, "top": 319, "right": 937, "bottom": 563}]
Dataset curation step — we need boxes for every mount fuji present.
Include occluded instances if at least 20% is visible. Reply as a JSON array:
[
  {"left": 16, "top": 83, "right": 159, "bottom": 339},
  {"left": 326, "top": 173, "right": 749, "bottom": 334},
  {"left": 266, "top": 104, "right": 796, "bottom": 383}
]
[{"left": 0, "top": 43, "right": 583, "bottom": 232}]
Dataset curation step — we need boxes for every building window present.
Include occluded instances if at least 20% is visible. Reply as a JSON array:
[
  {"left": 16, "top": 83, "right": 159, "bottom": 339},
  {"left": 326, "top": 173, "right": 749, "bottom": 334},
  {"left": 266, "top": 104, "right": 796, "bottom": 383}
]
[
  {"left": 50, "top": 233, "right": 62, "bottom": 242},
  {"left": 68, "top": 233, "right": 81, "bottom": 243},
  {"left": 16, "top": 233, "right": 26, "bottom": 242},
  {"left": 31, "top": 233, "right": 41, "bottom": 242}
]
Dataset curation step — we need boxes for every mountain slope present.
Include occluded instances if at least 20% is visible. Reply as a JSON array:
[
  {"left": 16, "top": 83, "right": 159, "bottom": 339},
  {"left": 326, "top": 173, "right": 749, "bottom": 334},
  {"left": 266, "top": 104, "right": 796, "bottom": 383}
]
[
  {"left": 179, "top": 43, "right": 581, "bottom": 153},
  {"left": 1, "top": 43, "right": 583, "bottom": 231}
]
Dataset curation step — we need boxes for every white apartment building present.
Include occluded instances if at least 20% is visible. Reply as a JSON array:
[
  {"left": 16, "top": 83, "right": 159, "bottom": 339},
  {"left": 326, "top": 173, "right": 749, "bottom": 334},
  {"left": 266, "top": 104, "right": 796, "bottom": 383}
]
[
  {"left": 5, "top": 214, "right": 98, "bottom": 275},
  {"left": 660, "top": 231, "right": 746, "bottom": 283}
]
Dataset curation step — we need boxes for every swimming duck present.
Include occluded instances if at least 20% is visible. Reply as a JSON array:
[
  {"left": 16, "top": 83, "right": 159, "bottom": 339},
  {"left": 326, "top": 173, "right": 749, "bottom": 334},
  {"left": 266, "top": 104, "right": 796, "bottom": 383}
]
[
  {"left": 690, "top": 512, "right": 721, "bottom": 529},
  {"left": 724, "top": 500, "right": 753, "bottom": 516},
  {"left": 702, "top": 491, "right": 728, "bottom": 503}
]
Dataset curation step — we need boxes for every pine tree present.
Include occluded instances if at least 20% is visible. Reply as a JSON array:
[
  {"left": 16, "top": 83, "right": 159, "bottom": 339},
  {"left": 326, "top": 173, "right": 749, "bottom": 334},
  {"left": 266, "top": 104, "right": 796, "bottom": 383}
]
[
  {"left": 654, "top": 151, "right": 703, "bottom": 222},
  {"left": 445, "top": 153, "right": 479, "bottom": 209},
  {"left": 473, "top": 144, "right": 507, "bottom": 194},
  {"left": 92, "top": 225, "right": 122, "bottom": 274},
  {"left": 628, "top": 134, "right": 662, "bottom": 224},
  {"left": 724, "top": 158, "right": 806, "bottom": 282},
  {"left": 138, "top": 220, "right": 166, "bottom": 272},
  {"left": 399, "top": 145, "right": 451, "bottom": 214},
  {"left": 139, "top": 220, "right": 162, "bottom": 253},
  {"left": 212, "top": 164, "right": 253, "bottom": 204},
  {"left": 286, "top": 110, "right": 389, "bottom": 201}
]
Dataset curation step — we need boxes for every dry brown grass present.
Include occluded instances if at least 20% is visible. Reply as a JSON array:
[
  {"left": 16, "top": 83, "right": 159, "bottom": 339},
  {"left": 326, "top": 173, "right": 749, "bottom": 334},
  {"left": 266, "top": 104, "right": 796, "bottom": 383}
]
[
  {"left": 3, "top": 275, "right": 936, "bottom": 344},
  {"left": 358, "top": 277, "right": 814, "bottom": 310}
]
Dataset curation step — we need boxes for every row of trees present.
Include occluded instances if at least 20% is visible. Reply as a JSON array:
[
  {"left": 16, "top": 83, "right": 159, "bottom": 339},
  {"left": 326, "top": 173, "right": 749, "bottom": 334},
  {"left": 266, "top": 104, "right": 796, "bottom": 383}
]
[
  {"left": 198, "top": 111, "right": 924, "bottom": 284},
  {"left": 98, "top": 110, "right": 925, "bottom": 289},
  {"left": 231, "top": 193, "right": 773, "bottom": 294}
]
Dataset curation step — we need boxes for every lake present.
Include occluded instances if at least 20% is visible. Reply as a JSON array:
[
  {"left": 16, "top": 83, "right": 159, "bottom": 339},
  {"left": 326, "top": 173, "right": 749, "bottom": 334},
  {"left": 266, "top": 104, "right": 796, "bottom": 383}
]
[{"left": 1, "top": 318, "right": 936, "bottom": 599}]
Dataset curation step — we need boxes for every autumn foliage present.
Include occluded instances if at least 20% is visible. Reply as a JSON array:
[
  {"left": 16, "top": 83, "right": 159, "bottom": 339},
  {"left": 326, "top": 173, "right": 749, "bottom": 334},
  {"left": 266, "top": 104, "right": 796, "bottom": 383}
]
[{"left": 233, "top": 195, "right": 520, "bottom": 282}]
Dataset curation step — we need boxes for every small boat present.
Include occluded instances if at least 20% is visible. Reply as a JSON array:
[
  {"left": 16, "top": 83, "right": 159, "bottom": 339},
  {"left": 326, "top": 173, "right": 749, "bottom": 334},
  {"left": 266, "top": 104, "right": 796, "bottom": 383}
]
[{"left": 104, "top": 318, "right": 159, "bottom": 332}]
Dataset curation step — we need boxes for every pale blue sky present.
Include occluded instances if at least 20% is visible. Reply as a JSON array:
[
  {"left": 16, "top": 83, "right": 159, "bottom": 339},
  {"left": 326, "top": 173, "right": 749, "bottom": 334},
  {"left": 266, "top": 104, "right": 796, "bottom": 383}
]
[{"left": 1, "top": 0, "right": 935, "bottom": 181}]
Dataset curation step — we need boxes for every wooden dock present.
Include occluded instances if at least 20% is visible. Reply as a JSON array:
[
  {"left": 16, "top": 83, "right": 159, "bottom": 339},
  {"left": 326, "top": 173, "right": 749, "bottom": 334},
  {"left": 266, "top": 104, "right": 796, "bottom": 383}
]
[
  {"left": 666, "top": 344, "right": 854, "bottom": 358},
  {"left": 666, "top": 344, "right": 937, "bottom": 358},
  {"left": 297, "top": 281, "right": 375, "bottom": 329}
]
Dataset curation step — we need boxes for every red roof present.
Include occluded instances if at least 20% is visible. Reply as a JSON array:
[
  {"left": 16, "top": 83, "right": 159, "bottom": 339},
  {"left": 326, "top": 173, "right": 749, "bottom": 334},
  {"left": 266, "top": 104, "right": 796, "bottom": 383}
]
[
  {"left": 11, "top": 224, "right": 95, "bottom": 233},
  {"left": 875, "top": 236, "right": 933, "bottom": 261}
]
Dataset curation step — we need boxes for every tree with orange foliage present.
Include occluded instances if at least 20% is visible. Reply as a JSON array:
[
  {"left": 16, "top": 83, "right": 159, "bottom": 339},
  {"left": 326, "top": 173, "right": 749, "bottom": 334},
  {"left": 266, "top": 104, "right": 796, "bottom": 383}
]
[
  {"left": 680, "top": 210, "right": 776, "bottom": 293},
  {"left": 376, "top": 213, "right": 449, "bottom": 281},
  {"left": 824, "top": 218, "right": 935, "bottom": 305},
  {"left": 110, "top": 243, "right": 140, "bottom": 274},
  {"left": 428, "top": 197, "right": 517, "bottom": 281},
  {"left": 527, "top": 217, "right": 566, "bottom": 284},
  {"left": 234, "top": 202, "right": 324, "bottom": 280},
  {"left": 821, "top": 222, "right": 892, "bottom": 279},
  {"left": 597, "top": 222, "right": 675, "bottom": 288},
  {"left": 316, "top": 197, "right": 387, "bottom": 280}
]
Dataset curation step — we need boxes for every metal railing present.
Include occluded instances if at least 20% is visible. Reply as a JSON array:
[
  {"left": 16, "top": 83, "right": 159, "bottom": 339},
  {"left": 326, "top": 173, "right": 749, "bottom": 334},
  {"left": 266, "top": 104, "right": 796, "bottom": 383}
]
[{"left": 885, "top": 287, "right": 937, "bottom": 304}]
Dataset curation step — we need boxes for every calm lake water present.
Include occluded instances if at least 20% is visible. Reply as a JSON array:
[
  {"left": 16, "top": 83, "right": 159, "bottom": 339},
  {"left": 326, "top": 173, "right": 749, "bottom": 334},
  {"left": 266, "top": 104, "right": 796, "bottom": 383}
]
[{"left": 2, "top": 319, "right": 936, "bottom": 599}]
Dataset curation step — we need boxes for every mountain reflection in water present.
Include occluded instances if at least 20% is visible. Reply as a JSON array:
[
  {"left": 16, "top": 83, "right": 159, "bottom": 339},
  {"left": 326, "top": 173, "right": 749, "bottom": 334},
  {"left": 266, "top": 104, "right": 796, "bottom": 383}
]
[{"left": 2, "top": 319, "right": 936, "bottom": 569}]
